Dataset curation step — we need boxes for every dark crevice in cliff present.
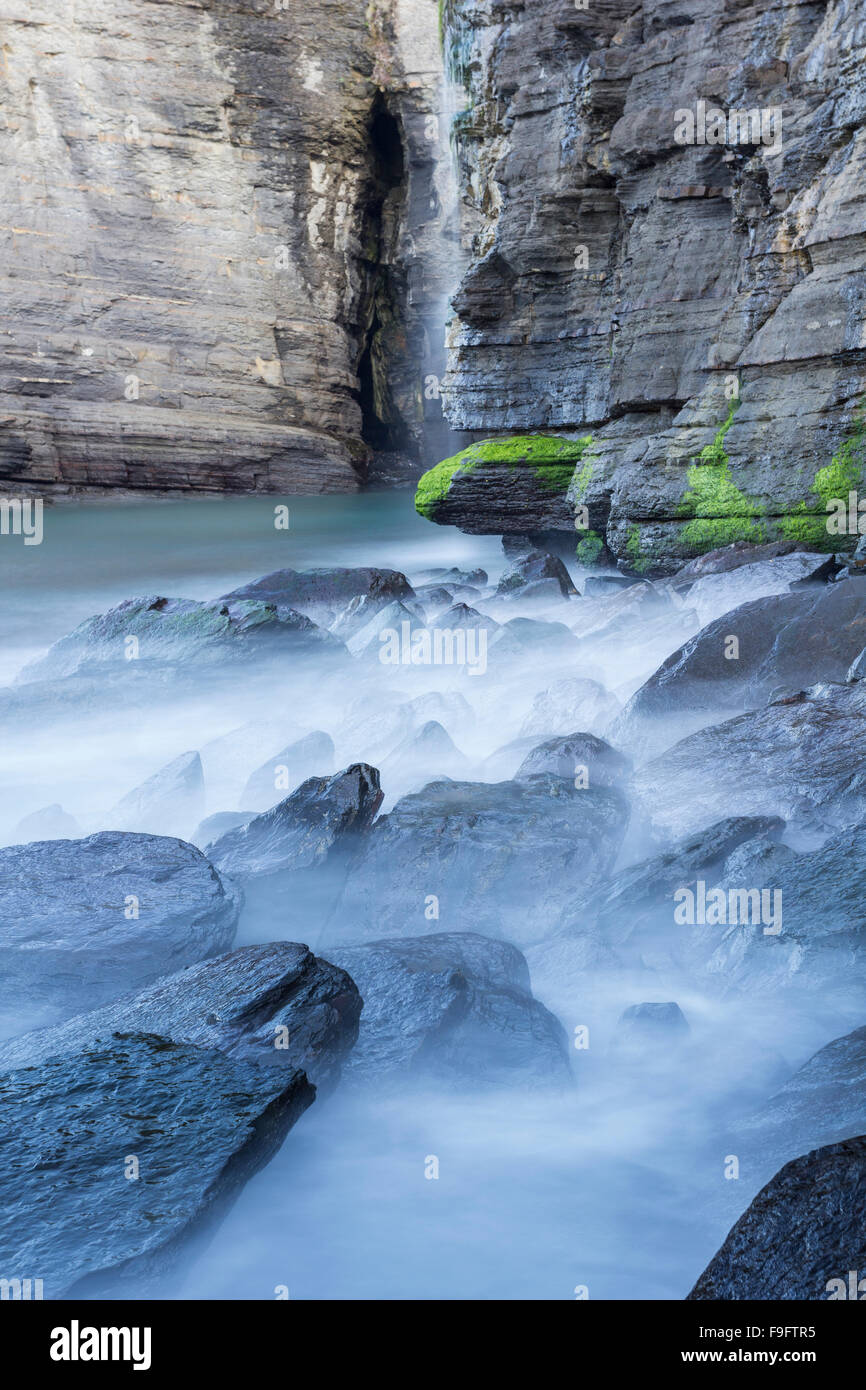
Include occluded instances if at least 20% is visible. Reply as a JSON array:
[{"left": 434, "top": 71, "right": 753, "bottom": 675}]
[{"left": 356, "top": 95, "right": 413, "bottom": 456}]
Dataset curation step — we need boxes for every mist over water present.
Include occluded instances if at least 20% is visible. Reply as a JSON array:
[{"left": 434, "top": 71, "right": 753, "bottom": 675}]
[{"left": 2, "top": 492, "right": 846, "bottom": 1299}]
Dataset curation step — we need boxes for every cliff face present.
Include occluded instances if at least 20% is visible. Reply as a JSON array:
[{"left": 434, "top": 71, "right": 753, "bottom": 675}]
[
  {"left": 0, "top": 0, "right": 464, "bottom": 494},
  {"left": 433, "top": 0, "right": 866, "bottom": 570}
]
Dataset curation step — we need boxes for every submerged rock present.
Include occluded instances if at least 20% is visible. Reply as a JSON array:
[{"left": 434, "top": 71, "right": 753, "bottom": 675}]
[
  {"left": 0, "top": 832, "right": 240, "bottom": 1035},
  {"left": 0, "top": 941, "right": 361, "bottom": 1096},
  {"left": 12, "top": 804, "right": 82, "bottom": 843},
  {"left": 241, "top": 731, "right": 335, "bottom": 811},
  {"left": 496, "top": 549, "right": 577, "bottom": 598},
  {"left": 323, "top": 933, "right": 571, "bottom": 1088},
  {"left": 106, "top": 750, "right": 205, "bottom": 838},
  {"left": 688, "top": 1139, "right": 866, "bottom": 1300},
  {"left": 0, "top": 1033, "right": 314, "bottom": 1299},
  {"left": 611, "top": 1002, "right": 690, "bottom": 1057},
  {"left": 515, "top": 732, "right": 631, "bottom": 788}
]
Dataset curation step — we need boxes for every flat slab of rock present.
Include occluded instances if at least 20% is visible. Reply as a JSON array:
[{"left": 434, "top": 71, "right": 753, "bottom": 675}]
[
  {"left": 0, "top": 832, "right": 240, "bottom": 1036},
  {"left": 688, "top": 1138, "right": 866, "bottom": 1300},
  {"left": 323, "top": 933, "right": 570, "bottom": 1088},
  {"left": 0, "top": 1032, "right": 314, "bottom": 1298},
  {"left": 0, "top": 941, "right": 361, "bottom": 1096}
]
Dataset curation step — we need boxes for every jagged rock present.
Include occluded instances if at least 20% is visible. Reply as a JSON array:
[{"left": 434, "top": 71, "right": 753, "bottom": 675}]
[
  {"left": 15, "top": 595, "right": 342, "bottom": 688},
  {"left": 0, "top": 1033, "right": 314, "bottom": 1299},
  {"left": 0, "top": 941, "right": 361, "bottom": 1096},
  {"left": 222, "top": 568, "right": 414, "bottom": 620},
  {"left": 343, "top": 600, "right": 424, "bottom": 658},
  {"left": 322, "top": 933, "right": 571, "bottom": 1088},
  {"left": 337, "top": 690, "right": 476, "bottom": 766},
  {"left": 515, "top": 733, "right": 632, "bottom": 788},
  {"left": 615, "top": 579, "right": 866, "bottom": 760},
  {"left": 436, "top": 602, "right": 498, "bottom": 632},
  {"left": 520, "top": 677, "right": 620, "bottom": 738},
  {"left": 208, "top": 764, "right": 382, "bottom": 879},
  {"left": 687, "top": 1139, "right": 866, "bottom": 1300},
  {"left": 12, "top": 804, "right": 82, "bottom": 843},
  {"left": 0, "top": 832, "right": 240, "bottom": 1035},
  {"left": 496, "top": 549, "right": 577, "bottom": 598},
  {"left": 633, "top": 682, "right": 866, "bottom": 841},
  {"left": 382, "top": 720, "right": 469, "bottom": 793},
  {"left": 324, "top": 775, "right": 629, "bottom": 948},
  {"left": 416, "top": 567, "right": 488, "bottom": 588},
  {"left": 241, "top": 731, "right": 335, "bottom": 811},
  {"left": 412, "top": 584, "right": 455, "bottom": 610},
  {"left": 106, "top": 750, "right": 205, "bottom": 838}
]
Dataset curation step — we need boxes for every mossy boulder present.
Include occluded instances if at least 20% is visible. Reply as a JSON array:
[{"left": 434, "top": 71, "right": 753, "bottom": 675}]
[{"left": 415, "top": 435, "right": 592, "bottom": 535}]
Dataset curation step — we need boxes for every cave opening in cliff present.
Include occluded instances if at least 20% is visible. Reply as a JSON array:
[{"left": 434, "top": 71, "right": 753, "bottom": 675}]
[{"left": 357, "top": 95, "right": 413, "bottom": 456}]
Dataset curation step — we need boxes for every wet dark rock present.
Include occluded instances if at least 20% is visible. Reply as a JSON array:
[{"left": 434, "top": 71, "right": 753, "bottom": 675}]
[
  {"left": 106, "top": 750, "right": 205, "bottom": 838},
  {"left": 322, "top": 933, "right": 571, "bottom": 1088},
  {"left": 416, "top": 567, "right": 488, "bottom": 588},
  {"left": 674, "top": 541, "right": 802, "bottom": 585},
  {"left": 612, "top": 576, "right": 866, "bottom": 759},
  {"left": 687, "top": 1139, "right": 866, "bottom": 1301},
  {"left": 413, "top": 584, "right": 455, "bottom": 609},
  {"left": 582, "top": 575, "right": 640, "bottom": 597},
  {"left": 222, "top": 567, "right": 414, "bottom": 619},
  {"left": 208, "top": 764, "right": 382, "bottom": 879},
  {"left": 241, "top": 731, "right": 335, "bottom": 811},
  {"left": 634, "top": 681, "right": 866, "bottom": 841},
  {"left": 0, "top": 832, "right": 240, "bottom": 1035},
  {"left": 515, "top": 733, "right": 632, "bottom": 789},
  {"left": 0, "top": 941, "right": 361, "bottom": 1096},
  {"left": 496, "top": 549, "right": 577, "bottom": 598},
  {"left": 12, "top": 804, "right": 82, "bottom": 843},
  {"left": 680, "top": 551, "right": 840, "bottom": 629},
  {"left": 0, "top": 1032, "right": 314, "bottom": 1299},
  {"left": 436, "top": 602, "right": 498, "bottom": 632},
  {"left": 325, "top": 775, "right": 629, "bottom": 949}
]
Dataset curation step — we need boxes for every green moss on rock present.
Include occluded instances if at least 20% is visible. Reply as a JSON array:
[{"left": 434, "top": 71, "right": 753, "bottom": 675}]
[
  {"left": 415, "top": 435, "right": 593, "bottom": 521},
  {"left": 677, "top": 400, "right": 766, "bottom": 552},
  {"left": 778, "top": 410, "right": 866, "bottom": 550},
  {"left": 576, "top": 530, "right": 604, "bottom": 566}
]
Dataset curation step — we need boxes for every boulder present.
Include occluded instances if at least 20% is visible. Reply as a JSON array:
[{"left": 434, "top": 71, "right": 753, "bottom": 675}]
[
  {"left": 0, "top": 1033, "right": 314, "bottom": 1299},
  {"left": 12, "top": 804, "right": 82, "bottom": 843},
  {"left": 681, "top": 551, "right": 838, "bottom": 629},
  {"left": 520, "top": 677, "right": 620, "bottom": 738},
  {"left": 325, "top": 775, "right": 629, "bottom": 948},
  {"left": 0, "top": 832, "right": 240, "bottom": 1035},
  {"left": 221, "top": 567, "right": 414, "bottom": 620},
  {"left": 687, "top": 1139, "right": 866, "bottom": 1300},
  {"left": 322, "top": 933, "right": 571, "bottom": 1088},
  {"left": 633, "top": 682, "right": 866, "bottom": 842},
  {"left": 0, "top": 941, "right": 361, "bottom": 1096},
  {"left": 496, "top": 549, "right": 577, "bottom": 598},
  {"left": 105, "top": 750, "right": 205, "bottom": 838},
  {"left": 515, "top": 732, "right": 631, "bottom": 788},
  {"left": 15, "top": 595, "right": 342, "bottom": 687}
]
